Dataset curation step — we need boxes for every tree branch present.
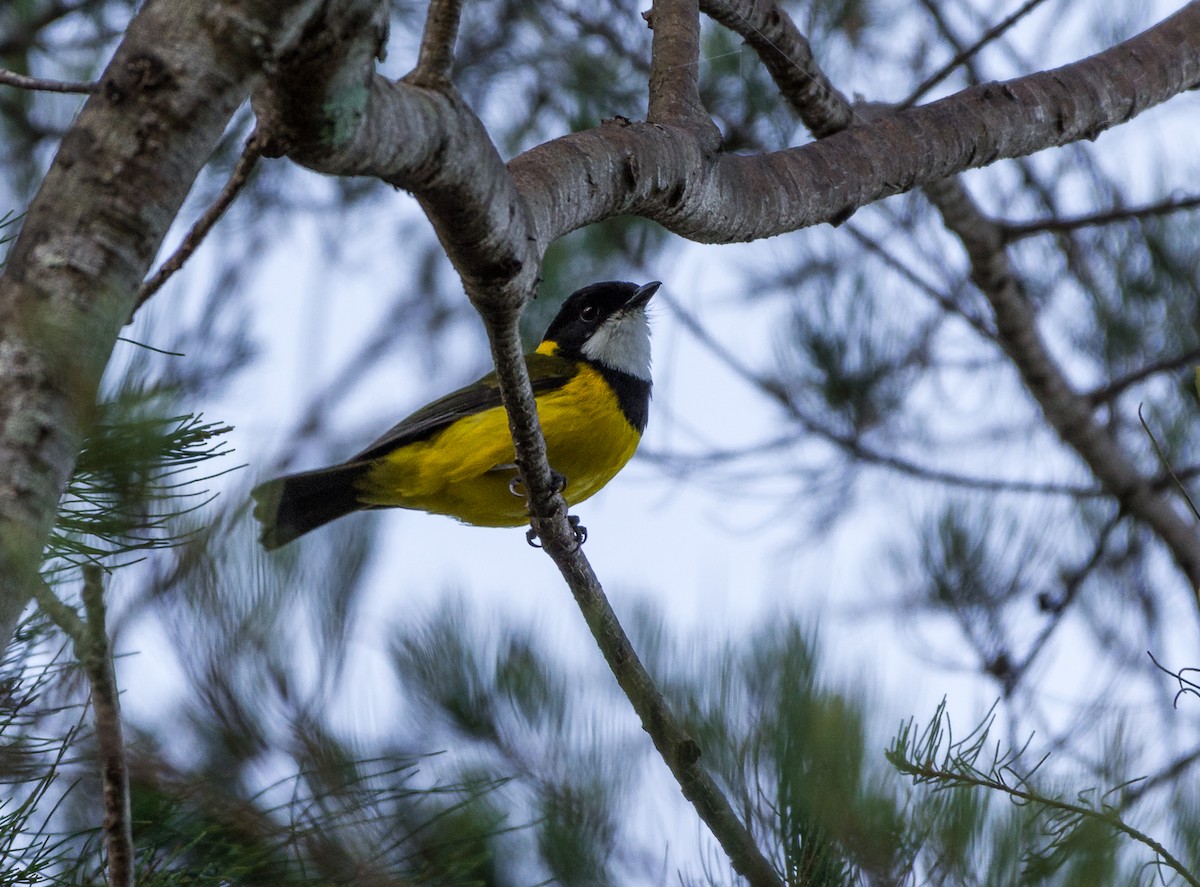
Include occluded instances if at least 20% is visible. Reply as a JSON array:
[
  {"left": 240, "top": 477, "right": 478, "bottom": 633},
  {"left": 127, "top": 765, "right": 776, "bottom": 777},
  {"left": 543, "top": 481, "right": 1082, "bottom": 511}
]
[
  {"left": 34, "top": 567, "right": 132, "bottom": 886},
  {"left": 647, "top": 0, "right": 716, "bottom": 133},
  {"left": 924, "top": 176, "right": 1200, "bottom": 594},
  {"left": 0, "top": 0, "right": 326, "bottom": 645},
  {"left": 257, "top": 2, "right": 1200, "bottom": 253},
  {"left": 0, "top": 68, "right": 96, "bottom": 94},
  {"left": 79, "top": 566, "right": 133, "bottom": 887},
  {"left": 256, "top": 10, "right": 782, "bottom": 881},
  {"left": 698, "top": 0, "right": 853, "bottom": 136},
  {"left": 408, "top": 0, "right": 462, "bottom": 88},
  {"left": 1002, "top": 192, "right": 1200, "bottom": 241},
  {"left": 130, "top": 131, "right": 266, "bottom": 320},
  {"left": 703, "top": 0, "right": 1200, "bottom": 594}
]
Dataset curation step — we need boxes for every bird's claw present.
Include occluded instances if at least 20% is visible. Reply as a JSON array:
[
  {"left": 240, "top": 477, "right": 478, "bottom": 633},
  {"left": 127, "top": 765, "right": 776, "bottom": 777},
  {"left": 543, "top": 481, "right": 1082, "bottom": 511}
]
[
  {"left": 550, "top": 470, "right": 567, "bottom": 493},
  {"left": 525, "top": 514, "right": 588, "bottom": 550}
]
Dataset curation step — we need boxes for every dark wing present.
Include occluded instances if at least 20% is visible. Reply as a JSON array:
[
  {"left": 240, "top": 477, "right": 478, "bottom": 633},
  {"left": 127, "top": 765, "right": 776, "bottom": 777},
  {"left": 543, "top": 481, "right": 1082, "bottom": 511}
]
[{"left": 349, "top": 351, "right": 577, "bottom": 462}]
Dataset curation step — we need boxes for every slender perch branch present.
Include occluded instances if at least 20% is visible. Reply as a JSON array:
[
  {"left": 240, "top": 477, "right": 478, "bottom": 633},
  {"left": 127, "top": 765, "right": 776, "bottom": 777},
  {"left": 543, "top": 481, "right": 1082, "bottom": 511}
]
[
  {"left": 474, "top": 311, "right": 785, "bottom": 887},
  {"left": 255, "top": 9, "right": 781, "bottom": 880}
]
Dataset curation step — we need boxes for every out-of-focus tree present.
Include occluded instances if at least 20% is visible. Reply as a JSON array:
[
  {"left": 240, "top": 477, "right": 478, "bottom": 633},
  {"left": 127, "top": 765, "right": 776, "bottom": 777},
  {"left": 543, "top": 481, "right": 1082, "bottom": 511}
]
[{"left": 2, "top": 0, "right": 1200, "bottom": 883}]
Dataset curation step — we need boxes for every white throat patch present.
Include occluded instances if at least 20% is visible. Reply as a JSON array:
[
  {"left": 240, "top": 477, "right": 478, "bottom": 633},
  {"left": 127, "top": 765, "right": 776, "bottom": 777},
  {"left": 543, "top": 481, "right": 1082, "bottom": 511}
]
[{"left": 581, "top": 309, "right": 652, "bottom": 380}]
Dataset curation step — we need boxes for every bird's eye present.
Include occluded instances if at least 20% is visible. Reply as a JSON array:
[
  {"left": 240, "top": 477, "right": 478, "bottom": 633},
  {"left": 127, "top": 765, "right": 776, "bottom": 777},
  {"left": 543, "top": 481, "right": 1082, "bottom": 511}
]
[{"left": 580, "top": 304, "right": 599, "bottom": 322}]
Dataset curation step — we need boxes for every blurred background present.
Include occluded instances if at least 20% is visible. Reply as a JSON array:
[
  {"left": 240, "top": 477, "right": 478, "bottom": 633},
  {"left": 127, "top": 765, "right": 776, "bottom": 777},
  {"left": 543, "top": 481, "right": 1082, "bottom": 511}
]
[{"left": 4, "top": 0, "right": 1200, "bottom": 882}]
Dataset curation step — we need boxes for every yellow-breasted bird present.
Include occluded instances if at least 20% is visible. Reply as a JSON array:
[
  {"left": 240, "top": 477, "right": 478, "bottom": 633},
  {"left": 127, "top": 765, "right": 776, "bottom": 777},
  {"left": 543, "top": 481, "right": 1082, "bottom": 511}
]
[{"left": 252, "top": 280, "right": 660, "bottom": 549}]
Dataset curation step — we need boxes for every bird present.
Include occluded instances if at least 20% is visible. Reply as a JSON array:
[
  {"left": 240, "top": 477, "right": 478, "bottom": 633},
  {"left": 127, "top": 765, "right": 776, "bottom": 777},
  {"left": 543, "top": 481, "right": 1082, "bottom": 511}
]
[{"left": 252, "top": 280, "right": 661, "bottom": 550}]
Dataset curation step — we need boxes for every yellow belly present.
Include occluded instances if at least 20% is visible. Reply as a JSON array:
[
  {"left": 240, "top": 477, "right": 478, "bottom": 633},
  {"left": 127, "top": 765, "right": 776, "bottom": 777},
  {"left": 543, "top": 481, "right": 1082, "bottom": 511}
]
[{"left": 356, "top": 365, "right": 642, "bottom": 527}]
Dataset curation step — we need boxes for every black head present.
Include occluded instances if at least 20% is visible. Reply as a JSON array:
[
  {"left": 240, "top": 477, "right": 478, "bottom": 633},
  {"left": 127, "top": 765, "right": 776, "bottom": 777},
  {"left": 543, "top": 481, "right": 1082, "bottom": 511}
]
[{"left": 541, "top": 280, "right": 661, "bottom": 361}]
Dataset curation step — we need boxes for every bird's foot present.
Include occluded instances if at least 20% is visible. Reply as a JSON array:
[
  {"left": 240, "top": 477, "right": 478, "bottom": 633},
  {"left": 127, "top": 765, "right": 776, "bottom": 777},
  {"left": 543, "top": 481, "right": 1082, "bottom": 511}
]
[{"left": 525, "top": 514, "right": 587, "bottom": 550}]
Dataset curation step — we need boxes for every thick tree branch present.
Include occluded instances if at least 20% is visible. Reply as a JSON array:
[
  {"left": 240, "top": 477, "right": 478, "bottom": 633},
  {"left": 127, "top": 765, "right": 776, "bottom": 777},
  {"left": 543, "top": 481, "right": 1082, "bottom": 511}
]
[
  {"left": 256, "top": 2, "right": 1200, "bottom": 255},
  {"left": 518, "top": 0, "right": 1200, "bottom": 245},
  {"left": 253, "top": 0, "right": 538, "bottom": 310},
  {"left": 706, "top": 0, "right": 1200, "bottom": 593},
  {"left": 0, "top": 0, "right": 324, "bottom": 644}
]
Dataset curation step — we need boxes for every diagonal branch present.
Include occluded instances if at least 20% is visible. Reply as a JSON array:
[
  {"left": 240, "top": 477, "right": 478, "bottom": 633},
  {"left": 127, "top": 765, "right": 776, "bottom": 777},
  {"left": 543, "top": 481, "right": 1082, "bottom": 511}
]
[
  {"left": 131, "top": 131, "right": 266, "bottom": 319},
  {"left": 255, "top": 9, "right": 783, "bottom": 882},
  {"left": 925, "top": 177, "right": 1200, "bottom": 593},
  {"left": 898, "top": 0, "right": 1052, "bottom": 109},
  {"left": 698, "top": 0, "right": 852, "bottom": 136},
  {"left": 702, "top": 0, "right": 1200, "bottom": 595}
]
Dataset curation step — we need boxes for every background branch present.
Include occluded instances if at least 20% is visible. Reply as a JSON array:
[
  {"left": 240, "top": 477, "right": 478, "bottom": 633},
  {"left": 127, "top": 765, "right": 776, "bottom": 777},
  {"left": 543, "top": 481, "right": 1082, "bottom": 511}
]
[
  {"left": 0, "top": 68, "right": 95, "bottom": 94},
  {"left": 701, "top": 0, "right": 1200, "bottom": 595},
  {"left": 79, "top": 566, "right": 133, "bottom": 887},
  {"left": 34, "top": 568, "right": 133, "bottom": 887},
  {"left": 131, "top": 132, "right": 265, "bottom": 319},
  {"left": 1003, "top": 193, "right": 1200, "bottom": 240}
]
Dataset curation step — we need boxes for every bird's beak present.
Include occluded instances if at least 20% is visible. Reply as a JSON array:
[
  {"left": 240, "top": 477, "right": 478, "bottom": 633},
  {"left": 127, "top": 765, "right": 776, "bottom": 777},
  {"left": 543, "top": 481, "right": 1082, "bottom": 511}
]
[{"left": 627, "top": 280, "right": 661, "bottom": 310}]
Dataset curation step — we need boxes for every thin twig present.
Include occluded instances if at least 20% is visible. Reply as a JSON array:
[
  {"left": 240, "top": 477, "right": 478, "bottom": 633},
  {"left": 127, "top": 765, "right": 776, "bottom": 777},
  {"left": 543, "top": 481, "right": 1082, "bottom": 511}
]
[
  {"left": 129, "top": 131, "right": 265, "bottom": 320},
  {"left": 1084, "top": 346, "right": 1200, "bottom": 407},
  {"left": 78, "top": 566, "right": 133, "bottom": 887},
  {"left": 901, "top": 758, "right": 1200, "bottom": 887},
  {"left": 0, "top": 68, "right": 95, "bottom": 95},
  {"left": 665, "top": 293, "right": 1104, "bottom": 497},
  {"left": 1002, "top": 193, "right": 1200, "bottom": 241},
  {"left": 899, "top": 0, "right": 1051, "bottom": 109},
  {"left": 1138, "top": 404, "right": 1200, "bottom": 521},
  {"left": 407, "top": 0, "right": 463, "bottom": 88}
]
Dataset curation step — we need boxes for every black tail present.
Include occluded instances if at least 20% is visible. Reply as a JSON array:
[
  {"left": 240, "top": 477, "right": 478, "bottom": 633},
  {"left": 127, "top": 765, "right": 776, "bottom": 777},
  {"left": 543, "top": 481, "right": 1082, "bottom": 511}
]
[{"left": 252, "top": 462, "right": 369, "bottom": 550}]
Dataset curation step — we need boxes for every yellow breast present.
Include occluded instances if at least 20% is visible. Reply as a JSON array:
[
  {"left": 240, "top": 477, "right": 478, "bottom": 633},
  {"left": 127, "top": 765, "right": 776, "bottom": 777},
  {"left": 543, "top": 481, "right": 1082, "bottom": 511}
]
[{"left": 356, "top": 361, "right": 642, "bottom": 527}]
